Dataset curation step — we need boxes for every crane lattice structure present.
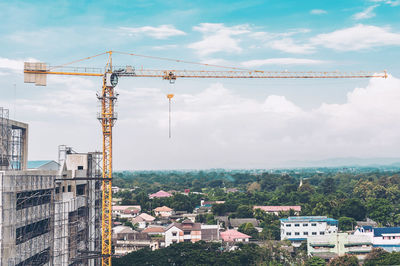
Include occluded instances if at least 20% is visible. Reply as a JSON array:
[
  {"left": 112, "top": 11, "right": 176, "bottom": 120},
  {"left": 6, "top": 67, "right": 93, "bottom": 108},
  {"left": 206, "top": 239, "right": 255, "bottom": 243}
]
[{"left": 23, "top": 50, "right": 387, "bottom": 266}]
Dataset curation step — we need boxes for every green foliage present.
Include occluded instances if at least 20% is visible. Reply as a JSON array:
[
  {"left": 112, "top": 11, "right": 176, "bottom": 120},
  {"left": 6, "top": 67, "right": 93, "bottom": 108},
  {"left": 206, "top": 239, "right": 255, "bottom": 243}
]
[
  {"left": 305, "top": 256, "right": 327, "bottom": 266},
  {"left": 328, "top": 255, "right": 358, "bottom": 266},
  {"left": 364, "top": 248, "right": 400, "bottom": 266},
  {"left": 235, "top": 205, "right": 253, "bottom": 218},
  {"left": 113, "top": 241, "right": 262, "bottom": 266},
  {"left": 338, "top": 217, "right": 356, "bottom": 231},
  {"left": 114, "top": 168, "right": 400, "bottom": 227},
  {"left": 238, "top": 223, "right": 258, "bottom": 239}
]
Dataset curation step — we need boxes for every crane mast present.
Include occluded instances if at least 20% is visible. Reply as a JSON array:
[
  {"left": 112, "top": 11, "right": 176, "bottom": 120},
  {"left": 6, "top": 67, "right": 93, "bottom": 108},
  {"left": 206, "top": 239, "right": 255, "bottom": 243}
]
[
  {"left": 23, "top": 51, "right": 387, "bottom": 266},
  {"left": 98, "top": 52, "right": 115, "bottom": 265}
]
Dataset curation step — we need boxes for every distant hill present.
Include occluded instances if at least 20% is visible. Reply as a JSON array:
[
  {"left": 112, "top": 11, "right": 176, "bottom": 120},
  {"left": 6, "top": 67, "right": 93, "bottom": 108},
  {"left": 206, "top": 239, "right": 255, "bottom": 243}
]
[{"left": 283, "top": 157, "right": 400, "bottom": 168}]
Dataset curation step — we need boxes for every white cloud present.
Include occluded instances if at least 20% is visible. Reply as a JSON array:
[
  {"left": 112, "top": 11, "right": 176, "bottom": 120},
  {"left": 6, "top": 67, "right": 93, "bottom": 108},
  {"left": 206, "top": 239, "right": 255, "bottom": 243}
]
[
  {"left": 242, "top": 58, "right": 326, "bottom": 67},
  {"left": 188, "top": 23, "right": 250, "bottom": 56},
  {"left": 151, "top": 44, "right": 178, "bottom": 50},
  {"left": 353, "top": 5, "right": 379, "bottom": 20},
  {"left": 112, "top": 75, "right": 399, "bottom": 169},
  {"left": 370, "top": 0, "right": 400, "bottom": 7},
  {"left": 0, "top": 58, "right": 24, "bottom": 70},
  {"left": 120, "top": 25, "right": 186, "bottom": 39},
  {"left": 310, "top": 24, "right": 400, "bottom": 51},
  {"left": 269, "top": 38, "right": 315, "bottom": 54},
  {"left": 0, "top": 57, "right": 38, "bottom": 75},
  {"left": 310, "top": 9, "right": 327, "bottom": 15}
]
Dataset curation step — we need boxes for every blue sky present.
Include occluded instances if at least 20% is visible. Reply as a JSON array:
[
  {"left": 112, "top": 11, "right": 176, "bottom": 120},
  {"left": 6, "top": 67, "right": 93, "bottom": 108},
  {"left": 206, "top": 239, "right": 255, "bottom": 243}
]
[{"left": 0, "top": 0, "right": 400, "bottom": 169}]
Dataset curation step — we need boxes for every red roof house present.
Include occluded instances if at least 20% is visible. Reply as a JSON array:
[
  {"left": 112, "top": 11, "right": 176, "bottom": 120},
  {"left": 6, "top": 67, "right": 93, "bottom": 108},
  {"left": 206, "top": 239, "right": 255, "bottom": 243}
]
[
  {"left": 220, "top": 230, "right": 251, "bottom": 242},
  {"left": 149, "top": 190, "right": 173, "bottom": 199}
]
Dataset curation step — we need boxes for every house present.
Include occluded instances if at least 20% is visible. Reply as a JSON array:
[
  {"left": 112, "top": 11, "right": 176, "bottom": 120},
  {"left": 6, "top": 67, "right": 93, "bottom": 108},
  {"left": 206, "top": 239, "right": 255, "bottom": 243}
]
[
  {"left": 131, "top": 213, "right": 156, "bottom": 229},
  {"left": 112, "top": 226, "right": 159, "bottom": 256},
  {"left": 356, "top": 218, "right": 378, "bottom": 228},
  {"left": 195, "top": 200, "right": 225, "bottom": 214},
  {"left": 201, "top": 224, "right": 221, "bottom": 241},
  {"left": 138, "top": 213, "right": 155, "bottom": 223},
  {"left": 220, "top": 230, "right": 251, "bottom": 242},
  {"left": 182, "top": 213, "right": 197, "bottom": 223},
  {"left": 112, "top": 205, "right": 141, "bottom": 218},
  {"left": 142, "top": 226, "right": 165, "bottom": 236},
  {"left": 131, "top": 216, "right": 147, "bottom": 229},
  {"left": 164, "top": 220, "right": 201, "bottom": 247},
  {"left": 254, "top": 206, "right": 301, "bottom": 215},
  {"left": 112, "top": 186, "right": 121, "bottom": 194},
  {"left": 229, "top": 218, "right": 259, "bottom": 229},
  {"left": 149, "top": 190, "right": 172, "bottom": 199},
  {"left": 355, "top": 226, "right": 400, "bottom": 252},
  {"left": 154, "top": 206, "right": 173, "bottom": 217},
  {"left": 308, "top": 233, "right": 372, "bottom": 261},
  {"left": 280, "top": 216, "right": 338, "bottom": 247},
  {"left": 215, "top": 216, "right": 229, "bottom": 228}
]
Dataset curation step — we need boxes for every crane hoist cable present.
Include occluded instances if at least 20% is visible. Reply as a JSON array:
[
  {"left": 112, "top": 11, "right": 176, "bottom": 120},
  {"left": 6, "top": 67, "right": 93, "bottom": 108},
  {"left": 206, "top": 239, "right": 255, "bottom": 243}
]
[{"left": 166, "top": 93, "right": 174, "bottom": 138}]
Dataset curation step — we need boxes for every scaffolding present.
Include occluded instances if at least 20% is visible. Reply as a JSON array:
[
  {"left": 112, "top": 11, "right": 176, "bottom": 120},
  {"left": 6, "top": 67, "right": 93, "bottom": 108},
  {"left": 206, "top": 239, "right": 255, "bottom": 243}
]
[
  {"left": 0, "top": 171, "right": 55, "bottom": 265},
  {"left": 0, "top": 107, "right": 25, "bottom": 170},
  {"left": 53, "top": 147, "right": 103, "bottom": 265},
  {"left": 0, "top": 107, "right": 11, "bottom": 169}
]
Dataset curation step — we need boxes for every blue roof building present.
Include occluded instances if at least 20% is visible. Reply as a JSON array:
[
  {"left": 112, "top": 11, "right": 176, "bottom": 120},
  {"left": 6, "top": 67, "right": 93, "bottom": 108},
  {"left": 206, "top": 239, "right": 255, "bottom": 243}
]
[{"left": 355, "top": 226, "right": 400, "bottom": 252}]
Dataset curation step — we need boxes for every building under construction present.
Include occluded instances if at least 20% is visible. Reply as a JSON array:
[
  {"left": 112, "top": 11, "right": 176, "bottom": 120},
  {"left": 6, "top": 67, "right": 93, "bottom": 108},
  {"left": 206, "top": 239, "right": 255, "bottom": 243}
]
[{"left": 0, "top": 107, "right": 102, "bottom": 265}]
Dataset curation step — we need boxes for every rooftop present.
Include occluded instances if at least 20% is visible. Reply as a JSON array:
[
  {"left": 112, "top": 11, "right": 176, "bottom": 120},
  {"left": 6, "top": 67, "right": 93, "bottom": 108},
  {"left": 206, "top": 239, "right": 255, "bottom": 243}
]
[
  {"left": 149, "top": 190, "right": 172, "bottom": 198},
  {"left": 142, "top": 227, "right": 165, "bottom": 233},
  {"left": 27, "top": 160, "right": 59, "bottom": 169},
  {"left": 254, "top": 206, "right": 301, "bottom": 212},
  {"left": 112, "top": 205, "right": 141, "bottom": 211},
  {"left": 373, "top": 227, "right": 400, "bottom": 237},
  {"left": 139, "top": 213, "right": 155, "bottom": 221},
  {"left": 154, "top": 206, "right": 172, "bottom": 212},
  {"left": 280, "top": 216, "right": 338, "bottom": 224},
  {"left": 220, "top": 230, "right": 251, "bottom": 242}
]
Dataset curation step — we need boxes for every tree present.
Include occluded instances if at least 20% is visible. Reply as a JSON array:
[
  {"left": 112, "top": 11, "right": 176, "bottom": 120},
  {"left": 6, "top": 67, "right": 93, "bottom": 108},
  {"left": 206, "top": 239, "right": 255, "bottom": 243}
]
[
  {"left": 364, "top": 248, "right": 400, "bottom": 266},
  {"left": 238, "top": 222, "right": 258, "bottom": 239},
  {"left": 338, "top": 198, "right": 366, "bottom": 221},
  {"left": 321, "top": 177, "right": 335, "bottom": 194},
  {"left": 338, "top": 217, "right": 356, "bottom": 231},
  {"left": 247, "top": 182, "right": 261, "bottom": 192},
  {"left": 236, "top": 205, "right": 253, "bottom": 218},
  {"left": 305, "top": 256, "right": 327, "bottom": 266},
  {"left": 260, "top": 221, "right": 280, "bottom": 240},
  {"left": 366, "top": 198, "right": 394, "bottom": 226},
  {"left": 328, "top": 255, "right": 358, "bottom": 266},
  {"left": 212, "top": 203, "right": 226, "bottom": 216}
]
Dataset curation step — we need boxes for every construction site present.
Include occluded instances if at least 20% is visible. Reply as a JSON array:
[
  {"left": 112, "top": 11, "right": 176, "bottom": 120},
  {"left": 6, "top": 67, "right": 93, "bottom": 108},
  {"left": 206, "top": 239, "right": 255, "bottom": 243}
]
[
  {"left": 0, "top": 51, "right": 387, "bottom": 266},
  {"left": 0, "top": 107, "right": 103, "bottom": 265}
]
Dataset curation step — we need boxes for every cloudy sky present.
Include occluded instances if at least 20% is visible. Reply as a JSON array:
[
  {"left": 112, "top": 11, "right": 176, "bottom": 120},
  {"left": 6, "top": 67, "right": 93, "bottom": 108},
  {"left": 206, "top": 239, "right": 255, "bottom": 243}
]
[{"left": 0, "top": 0, "right": 400, "bottom": 169}]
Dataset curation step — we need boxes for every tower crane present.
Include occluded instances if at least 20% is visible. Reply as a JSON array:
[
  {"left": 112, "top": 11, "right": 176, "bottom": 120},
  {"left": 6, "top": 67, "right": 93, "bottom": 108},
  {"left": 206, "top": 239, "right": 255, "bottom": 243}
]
[{"left": 23, "top": 50, "right": 387, "bottom": 266}]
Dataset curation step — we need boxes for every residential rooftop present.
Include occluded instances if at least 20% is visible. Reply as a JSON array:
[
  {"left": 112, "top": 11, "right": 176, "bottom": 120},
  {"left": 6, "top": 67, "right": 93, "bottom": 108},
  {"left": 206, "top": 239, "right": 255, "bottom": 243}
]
[{"left": 280, "top": 216, "right": 338, "bottom": 225}]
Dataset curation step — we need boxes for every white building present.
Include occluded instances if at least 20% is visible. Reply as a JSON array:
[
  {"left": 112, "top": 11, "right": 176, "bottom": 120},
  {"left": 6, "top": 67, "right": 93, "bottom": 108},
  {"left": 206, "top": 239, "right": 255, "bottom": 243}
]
[
  {"left": 355, "top": 226, "right": 400, "bottom": 252},
  {"left": 164, "top": 220, "right": 201, "bottom": 247},
  {"left": 308, "top": 233, "right": 372, "bottom": 261},
  {"left": 280, "top": 216, "right": 338, "bottom": 246}
]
